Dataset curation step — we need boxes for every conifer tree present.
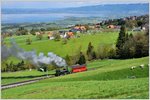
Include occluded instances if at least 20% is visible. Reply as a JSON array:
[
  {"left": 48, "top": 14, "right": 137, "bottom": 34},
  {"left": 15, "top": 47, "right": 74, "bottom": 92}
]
[{"left": 116, "top": 25, "right": 126, "bottom": 58}]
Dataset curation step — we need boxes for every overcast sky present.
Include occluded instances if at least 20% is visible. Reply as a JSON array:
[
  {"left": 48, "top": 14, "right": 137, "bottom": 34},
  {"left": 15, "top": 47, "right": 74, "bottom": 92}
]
[{"left": 2, "top": 0, "right": 149, "bottom": 9}]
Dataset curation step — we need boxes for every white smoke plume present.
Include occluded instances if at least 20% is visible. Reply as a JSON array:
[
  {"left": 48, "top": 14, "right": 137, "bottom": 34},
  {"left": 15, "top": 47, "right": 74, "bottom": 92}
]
[{"left": 1, "top": 39, "right": 67, "bottom": 67}]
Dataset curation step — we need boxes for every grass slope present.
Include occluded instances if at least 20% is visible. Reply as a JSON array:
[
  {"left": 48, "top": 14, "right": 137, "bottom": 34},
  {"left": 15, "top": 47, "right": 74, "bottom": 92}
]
[
  {"left": 1, "top": 70, "right": 55, "bottom": 85},
  {"left": 4, "top": 32, "right": 118, "bottom": 57},
  {"left": 2, "top": 57, "right": 149, "bottom": 99},
  {"left": 2, "top": 78, "right": 149, "bottom": 99}
]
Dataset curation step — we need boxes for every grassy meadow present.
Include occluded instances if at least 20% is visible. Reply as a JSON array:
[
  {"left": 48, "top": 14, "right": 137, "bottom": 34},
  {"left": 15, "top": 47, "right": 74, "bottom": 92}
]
[
  {"left": 1, "top": 70, "right": 55, "bottom": 85},
  {"left": 2, "top": 30, "right": 149, "bottom": 99},
  {"left": 2, "top": 31, "right": 119, "bottom": 85},
  {"left": 4, "top": 32, "right": 118, "bottom": 58},
  {"left": 2, "top": 57, "right": 149, "bottom": 99}
]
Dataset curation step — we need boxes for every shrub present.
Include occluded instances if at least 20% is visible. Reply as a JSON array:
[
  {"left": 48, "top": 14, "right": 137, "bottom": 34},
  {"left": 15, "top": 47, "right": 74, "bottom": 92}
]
[
  {"left": 97, "top": 44, "right": 116, "bottom": 59},
  {"left": 117, "top": 32, "right": 149, "bottom": 59},
  {"left": 62, "top": 38, "right": 67, "bottom": 44},
  {"left": 26, "top": 37, "right": 32, "bottom": 45},
  {"left": 65, "top": 55, "right": 74, "bottom": 66},
  {"left": 2, "top": 60, "right": 26, "bottom": 72},
  {"left": 134, "top": 33, "right": 149, "bottom": 58},
  {"left": 36, "top": 34, "right": 43, "bottom": 40},
  {"left": 86, "top": 42, "right": 96, "bottom": 61},
  {"left": 16, "top": 27, "right": 28, "bottom": 36},
  {"left": 77, "top": 52, "right": 86, "bottom": 65},
  {"left": 53, "top": 33, "right": 61, "bottom": 41}
]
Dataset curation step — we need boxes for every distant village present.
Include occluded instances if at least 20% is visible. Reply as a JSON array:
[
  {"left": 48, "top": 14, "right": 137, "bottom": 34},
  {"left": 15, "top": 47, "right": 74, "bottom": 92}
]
[{"left": 2, "top": 14, "right": 149, "bottom": 40}]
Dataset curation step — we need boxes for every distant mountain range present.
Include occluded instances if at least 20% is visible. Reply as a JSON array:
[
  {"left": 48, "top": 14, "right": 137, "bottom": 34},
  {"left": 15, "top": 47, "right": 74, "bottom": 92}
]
[
  {"left": 2, "top": 3, "right": 149, "bottom": 24},
  {"left": 2, "top": 3, "right": 149, "bottom": 15}
]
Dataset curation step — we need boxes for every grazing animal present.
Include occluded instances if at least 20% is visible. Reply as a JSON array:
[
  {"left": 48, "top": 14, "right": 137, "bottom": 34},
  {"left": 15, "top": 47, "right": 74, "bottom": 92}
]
[
  {"left": 139, "top": 64, "right": 144, "bottom": 69},
  {"left": 40, "top": 68, "right": 44, "bottom": 72},
  {"left": 130, "top": 76, "right": 136, "bottom": 79},
  {"left": 130, "top": 66, "right": 136, "bottom": 70},
  {"left": 127, "top": 76, "right": 136, "bottom": 79}
]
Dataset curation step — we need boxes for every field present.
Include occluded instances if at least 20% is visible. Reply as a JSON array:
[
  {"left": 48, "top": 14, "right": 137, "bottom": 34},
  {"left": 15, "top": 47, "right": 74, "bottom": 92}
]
[
  {"left": 2, "top": 57, "right": 149, "bottom": 99},
  {"left": 4, "top": 32, "right": 118, "bottom": 58},
  {"left": 1, "top": 70, "right": 55, "bottom": 85},
  {"left": 2, "top": 30, "right": 149, "bottom": 99},
  {"left": 2, "top": 31, "right": 118, "bottom": 85}
]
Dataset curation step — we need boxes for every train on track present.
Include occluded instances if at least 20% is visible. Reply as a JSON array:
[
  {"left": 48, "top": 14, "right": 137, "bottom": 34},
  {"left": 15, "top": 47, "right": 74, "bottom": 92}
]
[
  {"left": 2, "top": 64, "right": 87, "bottom": 90},
  {"left": 55, "top": 64, "right": 87, "bottom": 76}
]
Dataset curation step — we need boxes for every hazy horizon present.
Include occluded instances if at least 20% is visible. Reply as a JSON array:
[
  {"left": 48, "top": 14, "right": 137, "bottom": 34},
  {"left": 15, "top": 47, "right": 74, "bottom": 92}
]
[{"left": 2, "top": 0, "right": 149, "bottom": 9}]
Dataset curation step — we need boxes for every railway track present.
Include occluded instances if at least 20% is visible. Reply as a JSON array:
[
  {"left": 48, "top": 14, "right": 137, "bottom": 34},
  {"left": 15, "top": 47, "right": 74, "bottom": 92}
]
[
  {"left": 1, "top": 68, "right": 99, "bottom": 90},
  {"left": 1, "top": 75, "right": 55, "bottom": 90}
]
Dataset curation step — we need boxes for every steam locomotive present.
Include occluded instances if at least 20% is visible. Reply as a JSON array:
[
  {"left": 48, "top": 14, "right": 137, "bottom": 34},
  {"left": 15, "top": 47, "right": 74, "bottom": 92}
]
[{"left": 55, "top": 64, "right": 87, "bottom": 76}]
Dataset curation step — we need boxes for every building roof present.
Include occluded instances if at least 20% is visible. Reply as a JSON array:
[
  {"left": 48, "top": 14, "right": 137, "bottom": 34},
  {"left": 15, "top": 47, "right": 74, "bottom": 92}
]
[{"left": 68, "top": 32, "right": 74, "bottom": 36}]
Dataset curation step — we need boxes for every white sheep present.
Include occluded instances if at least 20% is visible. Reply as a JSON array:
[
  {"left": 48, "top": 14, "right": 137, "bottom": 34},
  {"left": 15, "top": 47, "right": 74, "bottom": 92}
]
[
  {"left": 29, "top": 68, "right": 32, "bottom": 71},
  {"left": 40, "top": 68, "right": 44, "bottom": 72},
  {"left": 130, "top": 66, "right": 136, "bottom": 70},
  {"left": 139, "top": 64, "right": 144, "bottom": 69},
  {"left": 131, "top": 76, "right": 136, "bottom": 79}
]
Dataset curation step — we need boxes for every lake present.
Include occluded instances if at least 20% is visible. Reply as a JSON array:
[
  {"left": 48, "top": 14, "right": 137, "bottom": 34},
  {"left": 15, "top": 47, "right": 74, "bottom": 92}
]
[{"left": 2, "top": 13, "right": 104, "bottom": 24}]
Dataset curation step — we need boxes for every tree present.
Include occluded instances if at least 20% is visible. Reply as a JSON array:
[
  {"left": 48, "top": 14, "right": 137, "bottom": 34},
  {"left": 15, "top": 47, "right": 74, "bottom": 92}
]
[
  {"left": 86, "top": 42, "right": 96, "bottom": 60},
  {"left": 137, "top": 20, "right": 143, "bottom": 27},
  {"left": 77, "top": 52, "right": 86, "bottom": 65},
  {"left": 116, "top": 25, "right": 126, "bottom": 58},
  {"left": 118, "top": 31, "right": 149, "bottom": 59},
  {"left": 134, "top": 33, "right": 149, "bottom": 58},
  {"left": 16, "top": 27, "right": 28, "bottom": 35},
  {"left": 30, "top": 28, "right": 39, "bottom": 35},
  {"left": 121, "top": 38, "right": 136, "bottom": 58},
  {"left": 40, "top": 28, "right": 46, "bottom": 31}
]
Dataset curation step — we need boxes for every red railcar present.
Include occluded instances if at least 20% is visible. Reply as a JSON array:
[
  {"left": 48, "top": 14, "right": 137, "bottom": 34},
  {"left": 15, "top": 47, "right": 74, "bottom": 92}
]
[{"left": 71, "top": 64, "right": 87, "bottom": 73}]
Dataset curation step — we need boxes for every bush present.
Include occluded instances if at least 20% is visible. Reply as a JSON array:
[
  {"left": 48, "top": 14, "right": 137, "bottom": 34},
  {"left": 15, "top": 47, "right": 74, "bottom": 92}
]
[
  {"left": 53, "top": 33, "right": 61, "bottom": 41},
  {"left": 65, "top": 47, "right": 85, "bottom": 66},
  {"left": 36, "top": 34, "right": 43, "bottom": 40},
  {"left": 30, "top": 29, "right": 39, "bottom": 35},
  {"left": 117, "top": 32, "right": 149, "bottom": 59},
  {"left": 65, "top": 55, "right": 74, "bottom": 66},
  {"left": 16, "top": 27, "right": 28, "bottom": 36},
  {"left": 62, "top": 38, "right": 67, "bottom": 44},
  {"left": 86, "top": 42, "right": 96, "bottom": 61},
  {"left": 2, "top": 60, "right": 26, "bottom": 72},
  {"left": 97, "top": 44, "right": 116, "bottom": 59},
  {"left": 134, "top": 33, "right": 149, "bottom": 58},
  {"left": 77, "top": 52, "right": 86, "bottom": 65},
  {"left": 26, "top": 37, "right": 32, "bottom": 45}
]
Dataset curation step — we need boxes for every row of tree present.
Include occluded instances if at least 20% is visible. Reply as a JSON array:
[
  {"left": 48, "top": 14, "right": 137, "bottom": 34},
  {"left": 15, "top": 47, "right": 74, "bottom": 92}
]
[
  {"left": 65, "top": 25, "right": 149, "bottom": 65},
  {"left": 116, "top": 25, "right": 149, "bottom": 59},
  {"left": 2, "top": 60, "right": 26, "bottom": 72},
  {"left": 14, "top": 27, "right": 61, "bottom": 36},
  {"left": 102, "top": 15, "right": 148, "bottom": 29}
]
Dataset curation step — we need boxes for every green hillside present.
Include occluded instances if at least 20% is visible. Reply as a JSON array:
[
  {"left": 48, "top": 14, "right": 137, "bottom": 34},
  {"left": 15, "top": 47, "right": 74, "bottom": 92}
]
[
  {"left": 2, "top": 57, "right": 149, "bottom": 99},
  {"left": 4, "top": 32, "right": 118, "bottom": 58}
]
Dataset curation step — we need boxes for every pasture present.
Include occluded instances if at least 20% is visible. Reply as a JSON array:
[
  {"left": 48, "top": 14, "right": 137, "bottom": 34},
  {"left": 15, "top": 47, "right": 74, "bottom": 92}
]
[
  {"left": 3, "top": 32, "right": 118, "bottom": 58},
  {"left": 2, "top": 57, "right": 149, "bottom": 99},
  {"left": 1, "top": 70, "right": 55, "bottom": 85}
]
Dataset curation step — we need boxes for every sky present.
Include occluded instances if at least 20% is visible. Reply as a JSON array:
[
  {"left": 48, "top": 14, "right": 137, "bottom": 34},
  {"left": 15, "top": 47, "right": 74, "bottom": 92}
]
[{"left": 2, "top": 0, "right": 149, "bottom": 9}]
